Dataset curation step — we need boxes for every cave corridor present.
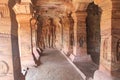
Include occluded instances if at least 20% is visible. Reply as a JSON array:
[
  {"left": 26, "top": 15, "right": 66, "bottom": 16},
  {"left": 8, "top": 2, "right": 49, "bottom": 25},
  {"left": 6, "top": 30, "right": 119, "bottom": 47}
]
[{"left": 0, "top": 0, "right": 120, "bottom": 80}]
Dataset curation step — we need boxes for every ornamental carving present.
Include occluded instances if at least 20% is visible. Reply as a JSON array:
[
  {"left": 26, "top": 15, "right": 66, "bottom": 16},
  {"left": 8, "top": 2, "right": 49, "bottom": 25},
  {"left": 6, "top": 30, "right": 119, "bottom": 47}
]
[{"left": 0, "top": 61, "right": 9, "bottom": 77}]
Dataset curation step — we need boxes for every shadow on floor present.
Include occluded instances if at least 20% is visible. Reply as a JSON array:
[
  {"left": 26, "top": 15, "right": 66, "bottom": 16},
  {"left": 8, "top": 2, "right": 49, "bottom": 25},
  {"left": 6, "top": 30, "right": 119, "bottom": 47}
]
[{"left": 74, "top": 61, "right": 99, "bottom": 79}]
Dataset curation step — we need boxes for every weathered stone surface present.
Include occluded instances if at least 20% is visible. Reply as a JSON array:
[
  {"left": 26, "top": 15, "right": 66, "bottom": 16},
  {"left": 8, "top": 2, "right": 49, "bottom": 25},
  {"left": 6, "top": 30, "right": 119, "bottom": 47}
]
[{"left": 86, "top": 2, "right": 101, "bottom": 64}]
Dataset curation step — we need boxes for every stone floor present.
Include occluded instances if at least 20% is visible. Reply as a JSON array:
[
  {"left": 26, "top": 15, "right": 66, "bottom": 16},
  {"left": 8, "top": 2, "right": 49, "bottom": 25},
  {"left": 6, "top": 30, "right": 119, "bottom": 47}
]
[{"left": 26, "top": 49, "right": 83, "bottom": 80}]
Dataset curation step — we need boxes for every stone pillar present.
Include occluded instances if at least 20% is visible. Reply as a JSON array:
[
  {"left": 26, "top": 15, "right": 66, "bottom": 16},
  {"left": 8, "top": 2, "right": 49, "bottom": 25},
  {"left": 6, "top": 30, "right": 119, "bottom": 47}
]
[
  {"left": 111, "top": 1, "right": 120, "bottom": 77},
  {"left": 13, "top": 2, "right": 34, "bottom": 72},
  {"left": 0, "top": 0, "right": 24, "bottom": 80},
  {"left": 61, "top": 15, "right": 70, "bottom": 54},
  {"left": 70, "top": 11, "right": 91, "bottom": 62},
  {"left": 54, "top": 17, "right": 63, "bottom": 50},
  {"left": 30, "top": 18, "right": 40, "bottom": 60},
  {"left": 93, "top": 0, "right": 120, "bottom": 80}
]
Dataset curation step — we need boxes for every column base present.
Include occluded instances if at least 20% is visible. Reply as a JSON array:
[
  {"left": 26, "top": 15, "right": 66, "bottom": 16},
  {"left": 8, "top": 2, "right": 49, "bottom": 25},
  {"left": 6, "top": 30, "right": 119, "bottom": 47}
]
[
  {"left": 93, "top": 70, "right": 120, "bottom": 80},
  {"left": 0, "top": 73, "right": 25, "bottom": 80},
  {"left": 21, "top": 54, "right": 35, "bottom": 74},
  {"left": 69, "top": 54, "right": 91, "bottom": 62},
  {"left": 33, "top": 47, "right": 41, "bottom": 60}
]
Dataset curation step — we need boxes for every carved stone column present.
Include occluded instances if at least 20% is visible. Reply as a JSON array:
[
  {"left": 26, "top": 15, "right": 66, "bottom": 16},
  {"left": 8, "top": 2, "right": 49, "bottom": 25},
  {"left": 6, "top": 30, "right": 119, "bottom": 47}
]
[
  {"left": 30, "top": 18, "right": 40, "bottom": 60},
  {"left": 93, "top": 0, "right": 120, "bottom": 80},
  {"left": 61, "top": 14, "right": 70, "bottom": 54},
  {"left": 13, "top": 2, "right": 34, "bottom": 72},
  {"left": 0, "top": 0, "right": 24, "bottom": 80},
  {"left": 70, "top": 11, "right": 91, "bottom": 62}
]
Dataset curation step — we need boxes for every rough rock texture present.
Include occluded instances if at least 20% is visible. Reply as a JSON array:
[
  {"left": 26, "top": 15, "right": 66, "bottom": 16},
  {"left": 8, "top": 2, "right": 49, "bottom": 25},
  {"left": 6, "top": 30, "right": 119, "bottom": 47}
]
[
  {"left": 86, "top": 2, "right": 101, "bottom": 64},
  {"left": 74, "top": 61, "right": 98, "bottom": 79}
]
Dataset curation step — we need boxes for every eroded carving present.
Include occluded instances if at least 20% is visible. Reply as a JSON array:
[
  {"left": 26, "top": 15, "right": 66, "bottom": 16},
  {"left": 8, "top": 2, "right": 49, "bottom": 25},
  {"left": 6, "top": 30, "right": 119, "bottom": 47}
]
[
  {"left": 0, "top": 61, "right": 9, "bottom": 77},
  {"left": 37, "top": 16, "right": 57, "bottom": 49},
  {"left": 103, "top": 37, "right": 109, "bottom": 60},
  {"left": 79, "top": 35, "right": 85, "bottom": 47},
  {"left": 0, "top": 33, "right": 11, "bottom": 38}
]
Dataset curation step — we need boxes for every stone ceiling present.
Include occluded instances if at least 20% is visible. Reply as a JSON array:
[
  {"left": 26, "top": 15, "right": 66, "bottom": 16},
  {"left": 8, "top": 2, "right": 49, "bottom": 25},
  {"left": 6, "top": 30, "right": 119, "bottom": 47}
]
[
  {"left": 32, "top": 0, "right": 73, "bottom": 18},
  {"left": 32, "top": 0, "right": 93, "bottom": 14},
  {"left": 13, "top": 0, "right": 94, "bottom": 19}
]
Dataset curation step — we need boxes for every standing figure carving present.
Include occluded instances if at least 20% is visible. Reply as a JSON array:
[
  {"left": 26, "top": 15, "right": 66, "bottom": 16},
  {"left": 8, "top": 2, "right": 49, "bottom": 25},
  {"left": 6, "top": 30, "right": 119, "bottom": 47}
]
[
  {"left": 103, "top": 38, "right": 108, "bottom": 60},
  {"left": 48, "top": 18, "right": 56, "bottom": 48}
]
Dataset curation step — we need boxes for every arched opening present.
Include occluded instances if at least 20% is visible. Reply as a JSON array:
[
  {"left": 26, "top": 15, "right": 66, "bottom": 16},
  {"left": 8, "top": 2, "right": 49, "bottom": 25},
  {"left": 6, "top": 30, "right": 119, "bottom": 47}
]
[{"left": 86, "top": 2, "right": 102, "bottom": 65}]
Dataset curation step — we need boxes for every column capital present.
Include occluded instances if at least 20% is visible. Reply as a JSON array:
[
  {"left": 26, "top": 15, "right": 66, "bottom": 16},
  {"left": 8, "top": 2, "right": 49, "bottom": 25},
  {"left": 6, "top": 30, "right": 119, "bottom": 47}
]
[
  {"left": 13, "top": 2, "right": 32, "bottom": 15},
  {"left": 72, "top": 11, "right": 87, "bottom": 23},
  {"left": 13, "top": 2, "right": 33, "bottom": 23},
  {"left": 16, "top": 14, "right": 32, "bottom": 23},
  {"left": 94, "top": 0, "right": 112, "bottom": 11}
]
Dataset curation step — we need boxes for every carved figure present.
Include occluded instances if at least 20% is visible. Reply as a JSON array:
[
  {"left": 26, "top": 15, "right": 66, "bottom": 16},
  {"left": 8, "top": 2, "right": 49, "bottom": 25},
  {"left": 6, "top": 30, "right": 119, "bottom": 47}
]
[
  {"left": 79, "top": 36, "right": 85, "bottom": 47},
  {"left": 0, "top": 61, "right": 9, "bottom": 77},
  {"left": 116, "top": 39, "right": 120, "bottom": 61},
  {"left": 103, "top": 38, "right": 108, "bottom": 60}
]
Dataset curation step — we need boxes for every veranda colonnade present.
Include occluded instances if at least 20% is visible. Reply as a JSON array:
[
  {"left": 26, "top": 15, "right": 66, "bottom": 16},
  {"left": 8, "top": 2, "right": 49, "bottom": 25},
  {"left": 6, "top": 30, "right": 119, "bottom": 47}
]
[{"left": 0, "top": 0, "right": 119, "bottom": 80}]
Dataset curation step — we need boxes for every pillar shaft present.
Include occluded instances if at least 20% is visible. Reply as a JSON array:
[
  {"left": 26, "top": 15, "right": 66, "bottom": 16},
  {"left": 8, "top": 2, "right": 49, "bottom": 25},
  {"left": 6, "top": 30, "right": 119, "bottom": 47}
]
[
  {"left": 94, "top": 0, "right": 120, "bottom": 79},
  {"left": 13, "top": 1, "right": 35, "bottom": 72},
  {"left": 70, "top": 11, "right": 91, "bottom": 62}
]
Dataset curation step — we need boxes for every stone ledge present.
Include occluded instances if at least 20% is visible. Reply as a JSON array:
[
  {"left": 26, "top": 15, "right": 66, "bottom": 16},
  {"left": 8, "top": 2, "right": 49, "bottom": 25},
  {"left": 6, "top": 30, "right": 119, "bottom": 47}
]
[{"left": 60, "top": 50, "right": 86, "bottom": 80}]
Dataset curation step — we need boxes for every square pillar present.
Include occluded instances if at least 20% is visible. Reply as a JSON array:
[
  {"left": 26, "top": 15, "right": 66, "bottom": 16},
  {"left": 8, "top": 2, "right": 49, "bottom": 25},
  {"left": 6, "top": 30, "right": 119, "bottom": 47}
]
[
  {"left": 17, "top": 14, "right": 35, "bottom": 72},
  {"left": 13, "top": 2, "right": 35, "bottom": 73},
  {"left": 70, "top": 11, "right": 91, "bottom": 62},
  {"left": 94, "top": 1, "right": 120, "bottom": 80}
]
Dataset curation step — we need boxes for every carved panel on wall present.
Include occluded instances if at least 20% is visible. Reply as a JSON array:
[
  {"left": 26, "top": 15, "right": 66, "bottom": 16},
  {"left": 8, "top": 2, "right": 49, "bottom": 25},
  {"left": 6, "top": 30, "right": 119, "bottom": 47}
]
[
  {"left": 0, "top": 4, "right": 10, "bottom": 18},
  {"left": 103, "top": 38, "right": 108, "bottom": 60},
  {"left": 0, "top": 33, "right": 11, "bottom": 41},
  {"left": 37, "top": 17, "right": 57, "bottom": 48},
  {"left": 111, "top": 36, "right": 120, "bottom": 63},
  {"left": 79, "top": 35, "right": 85, "bottom": 48},
  {"left": 102, "top": 36, "right": 112, "bottom": 62},
  {"left": 0, "top": 61, "right": 9, "bottom": 77},
  {"left": 116, "top": 39, "right": 120, "bottom": 62}
]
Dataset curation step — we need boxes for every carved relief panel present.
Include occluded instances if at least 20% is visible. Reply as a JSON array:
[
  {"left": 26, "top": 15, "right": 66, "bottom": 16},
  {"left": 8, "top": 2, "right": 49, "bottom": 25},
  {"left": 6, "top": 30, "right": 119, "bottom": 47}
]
[{"left": 0, "top": 61, "right": 9, "bottom": 77}]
